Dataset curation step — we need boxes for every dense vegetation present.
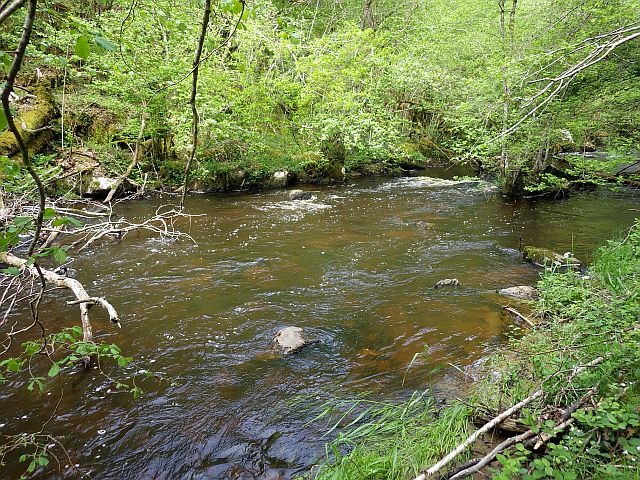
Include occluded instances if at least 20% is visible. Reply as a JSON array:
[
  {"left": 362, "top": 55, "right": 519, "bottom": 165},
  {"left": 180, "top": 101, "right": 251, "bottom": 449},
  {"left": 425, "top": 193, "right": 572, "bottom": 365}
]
[
  {"left": 314, "top": 220, "right": 640, "bottom": 479},
  {"left": 1, "top": 0, "right": 640, "bottom": 477},
  {"left": 1, "top": 0, "right": 639, "bottom": 196}
]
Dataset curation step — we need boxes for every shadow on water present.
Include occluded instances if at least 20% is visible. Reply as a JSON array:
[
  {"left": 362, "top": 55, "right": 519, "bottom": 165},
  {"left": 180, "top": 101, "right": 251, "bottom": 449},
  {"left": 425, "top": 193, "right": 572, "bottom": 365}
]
[{"left": 1, "top": 173, "right": 638, "bottom": 479}]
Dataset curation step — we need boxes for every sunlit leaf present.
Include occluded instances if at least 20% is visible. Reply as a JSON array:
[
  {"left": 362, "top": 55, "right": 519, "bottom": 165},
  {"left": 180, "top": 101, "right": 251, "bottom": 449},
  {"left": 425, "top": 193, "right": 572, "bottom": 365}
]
[
  {"left": 43, "top": 207, "right": 56, "bottom": 220},
  {"left": 51, "top": 246, "right": 67, "bottom": 264},
  {"left": 1, "top": 267, "right": 21, "bottom": 276},
  {"left": 75, "top": 35, "right": 90, "bottom": 59}
]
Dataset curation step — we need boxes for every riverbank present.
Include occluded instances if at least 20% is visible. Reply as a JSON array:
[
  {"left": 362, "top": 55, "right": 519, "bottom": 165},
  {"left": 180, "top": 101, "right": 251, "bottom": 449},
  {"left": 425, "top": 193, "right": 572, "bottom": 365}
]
[{"left": 312, "top": 219, "right": 640, "bottom": 479}]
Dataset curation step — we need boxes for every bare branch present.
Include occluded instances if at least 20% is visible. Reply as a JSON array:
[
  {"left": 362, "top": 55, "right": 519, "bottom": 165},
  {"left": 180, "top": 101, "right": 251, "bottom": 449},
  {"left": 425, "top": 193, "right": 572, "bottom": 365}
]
[
  {"left": 0, "top": 0, "right": 25, "bottom": 26},
  {"left": 1, "top": 252, "right": 120, "bottom": 342}
]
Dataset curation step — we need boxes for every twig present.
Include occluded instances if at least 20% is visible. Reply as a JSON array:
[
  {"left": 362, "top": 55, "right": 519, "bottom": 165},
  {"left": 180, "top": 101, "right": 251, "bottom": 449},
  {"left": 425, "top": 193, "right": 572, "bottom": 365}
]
[
  {"left": 413, "top": 390, "right": 544, "bottom": 479},
  {"left": 503, "top": 306, "right": 535, "bottom": 327}
]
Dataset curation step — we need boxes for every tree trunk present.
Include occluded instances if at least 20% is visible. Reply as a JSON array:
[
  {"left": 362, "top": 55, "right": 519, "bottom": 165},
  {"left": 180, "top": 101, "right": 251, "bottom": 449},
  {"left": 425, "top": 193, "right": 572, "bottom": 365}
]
[{"left": 360, "top": 0, "right": 375, "bottom": 30}]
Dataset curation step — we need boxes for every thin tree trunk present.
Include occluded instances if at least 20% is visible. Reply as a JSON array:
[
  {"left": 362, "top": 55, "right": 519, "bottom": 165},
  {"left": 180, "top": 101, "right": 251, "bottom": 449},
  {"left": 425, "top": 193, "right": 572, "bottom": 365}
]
[
  {"left": 0, "top": 0, "right": 43, "bottom": 256},
  {"left": 361, "top": 0, "right": 375, "bottom": 30},
  {"left": 499, "top": 1, "right": 508, "bottom": 180},
  {"left": 180, "top": 0, "right": 212, "bottom": 210}
]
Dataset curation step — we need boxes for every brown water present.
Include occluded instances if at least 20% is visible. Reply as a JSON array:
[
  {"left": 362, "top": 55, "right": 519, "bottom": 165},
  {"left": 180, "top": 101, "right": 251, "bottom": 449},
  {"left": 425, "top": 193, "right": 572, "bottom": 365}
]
[{"left": 1, "top": 172, "right": 638, "bottom": 479}]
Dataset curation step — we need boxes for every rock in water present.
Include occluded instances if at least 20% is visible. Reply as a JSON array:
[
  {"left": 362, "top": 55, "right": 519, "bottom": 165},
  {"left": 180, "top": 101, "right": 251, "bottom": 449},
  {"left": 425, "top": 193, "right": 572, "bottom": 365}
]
[
  {"left": 498, "top": 286, "right": 537, "bottom": 300},
  {"left": 269, "top": 170, "right": 290, "bottom": 188},
  {"left": 272, "top": 327, "right": 310, "bottom": 355},
  {"left": 288, "top": 189, "right": 313, "bottom": 201},
  {"left": 434, "top": 278, "right": 460, "bottom": 289},
  {"left": 82, "top": 175, "right": 120, "bottom": 198}
]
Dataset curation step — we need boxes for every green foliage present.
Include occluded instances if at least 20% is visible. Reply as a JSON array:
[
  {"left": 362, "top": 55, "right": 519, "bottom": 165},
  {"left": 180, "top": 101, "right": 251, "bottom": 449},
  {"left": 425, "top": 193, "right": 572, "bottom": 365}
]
[{"left": 0, "top": 326, "right": 135, "bottom": 388}]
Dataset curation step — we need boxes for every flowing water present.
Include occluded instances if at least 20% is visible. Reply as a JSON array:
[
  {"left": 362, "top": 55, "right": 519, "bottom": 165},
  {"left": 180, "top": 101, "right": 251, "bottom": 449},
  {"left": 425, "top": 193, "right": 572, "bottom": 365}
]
[{"left": 1, "top": 172, "right": 639, "bottom": 479}]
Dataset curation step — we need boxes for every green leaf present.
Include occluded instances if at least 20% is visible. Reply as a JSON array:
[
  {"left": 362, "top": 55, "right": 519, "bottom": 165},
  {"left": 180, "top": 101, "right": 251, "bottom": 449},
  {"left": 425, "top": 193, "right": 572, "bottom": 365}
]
[
  {"left": 23, "top": 341, "right": 40, "bottom": 356},
  {"left": 95, "top": 36, "right": 117, "bottom": 51},
  {"left": 0, "top": 109, "right": 7, "bottom": 131},
  {"left": 0, "top": 51, "right": 11, "bottom": 75},
  {"left": 51, "top": 247, "right": 67, "bottom": 264},
  {"left": 65, "top": 216, "right": 84, "bottom": 228},
  {"left": 13, "top": 216, "right": 33, "bottom": 227},
  {"left": 47, "top": 363, "right": 61, "bottom": 377},
  {"left": 117, "top": 356, "right": 128, "bottom": 367},
  {"left": 43, "top": 207, "right": 56, "bottom": 220},
  {"left": 75, "top": 35, "right": 90, "bottom": 60},
  {"left": 1, "top": 267, "right": 21, "bottom": 276},
  {"left": 6, "top": 358, "right": 21, "bottom": 372},
  {"left": 27, "top": 377, "right": 45, "bottom": 392}
]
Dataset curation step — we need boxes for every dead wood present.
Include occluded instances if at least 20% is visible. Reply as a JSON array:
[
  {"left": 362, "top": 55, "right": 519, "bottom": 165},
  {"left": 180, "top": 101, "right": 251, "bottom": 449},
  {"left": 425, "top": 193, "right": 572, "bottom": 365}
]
[{"left": 0, "top": 251, "right": 120, "bottom": 343}]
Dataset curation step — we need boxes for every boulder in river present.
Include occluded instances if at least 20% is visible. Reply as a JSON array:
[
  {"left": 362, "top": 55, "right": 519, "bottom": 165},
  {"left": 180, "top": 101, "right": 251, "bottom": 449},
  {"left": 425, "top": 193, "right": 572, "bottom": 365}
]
[
  {"left": 271, "top": 326, "right": 312, "bottom": 355},
  {"left": 269, "top": 170, "right": 290, "bottom": 189},
  {"left": 81, "top": 175, "right": 121, "bottom": 198},
  {"left": 434, "top": 278, "right": 460, "bottom": 289},
  {"left": 287, "top": 189, "right": 313, "bottom": 201},
  {"left": 522, "top": 246, "right": 581, "bottom": 271},
  {"left": 498, "top": 286, "right": 537, "bottom": 300}
]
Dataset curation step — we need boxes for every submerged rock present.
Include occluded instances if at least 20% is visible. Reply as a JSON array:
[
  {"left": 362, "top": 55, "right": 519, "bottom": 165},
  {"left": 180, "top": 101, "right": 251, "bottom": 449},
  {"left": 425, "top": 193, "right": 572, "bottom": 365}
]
[
  {"left": 498, "top": 285, "right": 537, "bottom": 300},
  {"left": 271, "top": 327, "right": 312, "bottom": 355},
  {"left": 434, "top": 278, "right": 460, "bottom": 289},
  {"left": 287, "top": 189, "right": 313, "bottom": 201},
  {"left": 522, "top": 246, "right": 581, "bottom": 271}
]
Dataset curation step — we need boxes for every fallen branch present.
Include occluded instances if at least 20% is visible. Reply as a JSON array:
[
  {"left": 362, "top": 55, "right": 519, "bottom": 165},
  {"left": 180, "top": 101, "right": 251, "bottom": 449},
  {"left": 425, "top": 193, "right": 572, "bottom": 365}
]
[
  {"left": 413, "top": 390, "right": 544, "bottom": 480},
  {"left": 504, "top": 306, "right": 535, "bottom": 327},
  {"left": 0, "top": 252, "right": 120, "bottom": 343},
  {"left": 416, "top": 357, "right": 605, "bottom": 479},
  {"left": 447, "top": 387, "right": 597, "bottom": 479}
]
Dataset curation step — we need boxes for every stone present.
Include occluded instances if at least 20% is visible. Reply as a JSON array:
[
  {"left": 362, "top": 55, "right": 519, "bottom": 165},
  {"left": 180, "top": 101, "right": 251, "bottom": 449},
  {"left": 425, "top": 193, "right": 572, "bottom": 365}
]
[
  {"left": 498, "top": 285, "right": 537, "bottom": 300},
  {"left": 82, "top": 175, "right": 120, "bottom": 198},
  {"left": 271, "top": 326, "right": 311, "bottom": 355},
  {"left": 287, "top": 189, "right": 313, "bottom": 201},
  {"left": 269, "top": 170, "right": 290, "bottom": 188},
  {"left": 434, "top": 278, "right": 460, "bottom": 289}
]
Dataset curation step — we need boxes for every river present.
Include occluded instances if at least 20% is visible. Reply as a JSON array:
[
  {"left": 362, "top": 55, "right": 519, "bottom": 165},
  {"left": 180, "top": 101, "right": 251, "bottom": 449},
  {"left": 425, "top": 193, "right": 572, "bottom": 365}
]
[{"left": 1, "top": 171, "right": 638, "bottom": 479}]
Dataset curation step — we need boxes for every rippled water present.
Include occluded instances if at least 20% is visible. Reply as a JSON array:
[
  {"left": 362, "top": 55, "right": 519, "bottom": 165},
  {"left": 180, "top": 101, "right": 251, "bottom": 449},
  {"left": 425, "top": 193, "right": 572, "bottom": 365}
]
[{"left": 1, "top": 172, "right": 638, "bottom": 479}]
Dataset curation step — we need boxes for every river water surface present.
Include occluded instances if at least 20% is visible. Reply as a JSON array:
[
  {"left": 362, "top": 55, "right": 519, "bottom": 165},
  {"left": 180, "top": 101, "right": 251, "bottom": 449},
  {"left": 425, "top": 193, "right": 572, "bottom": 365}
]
[{"left": 1, "top": 172, "right": 639, "bottom": 479}]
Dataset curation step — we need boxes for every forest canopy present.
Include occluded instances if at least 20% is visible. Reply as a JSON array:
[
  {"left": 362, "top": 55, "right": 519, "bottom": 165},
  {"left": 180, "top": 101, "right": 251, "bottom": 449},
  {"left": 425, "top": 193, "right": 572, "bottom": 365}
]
[{"left": 1, "top": 0, "right": 639, "bottom": 196}]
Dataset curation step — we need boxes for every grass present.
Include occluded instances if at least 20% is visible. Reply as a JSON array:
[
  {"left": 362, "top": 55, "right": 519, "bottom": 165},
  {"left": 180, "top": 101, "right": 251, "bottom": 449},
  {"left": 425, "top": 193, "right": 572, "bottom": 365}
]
[
  {"left": 311, "top": 219, "right": 640, "bottom": 479},
  {"left": 310, "top": 392, "right": 471, "bottom": 480}
]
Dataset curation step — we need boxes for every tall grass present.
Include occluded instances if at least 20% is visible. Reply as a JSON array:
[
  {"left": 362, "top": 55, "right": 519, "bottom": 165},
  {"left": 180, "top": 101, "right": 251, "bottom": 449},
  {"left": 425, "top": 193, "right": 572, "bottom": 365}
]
[{"left": 311, "top": 392, "right": 471, "bottom": 480}]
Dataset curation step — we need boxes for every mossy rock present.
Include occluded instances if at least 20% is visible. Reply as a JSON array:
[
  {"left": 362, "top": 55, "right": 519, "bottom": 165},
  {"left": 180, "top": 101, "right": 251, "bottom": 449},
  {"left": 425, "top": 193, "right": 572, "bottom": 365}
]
[
  {"left": 297, "top": 159, "right": 345, "bottom": 184},
  {"left": 0, "top": 85, "right": 59, "bottom": 157},
  {"left": 522, "top": 246, "right": 582, "bottom": 271}
]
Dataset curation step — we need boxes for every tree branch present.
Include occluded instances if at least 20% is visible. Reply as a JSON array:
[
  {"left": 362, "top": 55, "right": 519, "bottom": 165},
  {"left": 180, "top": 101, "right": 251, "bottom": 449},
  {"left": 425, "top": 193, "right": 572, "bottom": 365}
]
[{"left": 1, "top": 252, "right": 120, "bottom": 342}]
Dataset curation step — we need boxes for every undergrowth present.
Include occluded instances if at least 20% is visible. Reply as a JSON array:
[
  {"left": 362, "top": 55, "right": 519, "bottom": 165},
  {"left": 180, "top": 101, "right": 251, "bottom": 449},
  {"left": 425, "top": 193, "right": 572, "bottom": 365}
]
[{"left": 312, "top": 219, "right": 640, "bottom": 479}]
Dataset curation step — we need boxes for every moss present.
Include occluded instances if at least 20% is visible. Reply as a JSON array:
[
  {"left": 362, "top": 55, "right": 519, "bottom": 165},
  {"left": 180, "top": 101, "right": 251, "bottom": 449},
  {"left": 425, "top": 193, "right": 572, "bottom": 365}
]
[
  {"left": 0, "top": 85, "right": 59, "bottom": 157},
  {"left": 522, "top": 245, "right": 582, "bottom": 270}
]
